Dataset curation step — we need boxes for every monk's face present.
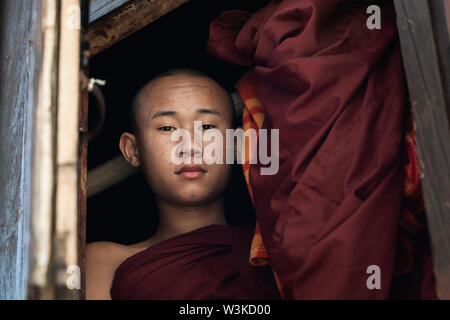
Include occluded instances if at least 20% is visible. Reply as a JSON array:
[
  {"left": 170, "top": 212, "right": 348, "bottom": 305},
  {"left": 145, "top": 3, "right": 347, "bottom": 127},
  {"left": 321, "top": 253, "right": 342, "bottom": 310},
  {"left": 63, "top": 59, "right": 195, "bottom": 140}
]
[{"left": 120, "top": 75, "right": 234, "bottom": 206}]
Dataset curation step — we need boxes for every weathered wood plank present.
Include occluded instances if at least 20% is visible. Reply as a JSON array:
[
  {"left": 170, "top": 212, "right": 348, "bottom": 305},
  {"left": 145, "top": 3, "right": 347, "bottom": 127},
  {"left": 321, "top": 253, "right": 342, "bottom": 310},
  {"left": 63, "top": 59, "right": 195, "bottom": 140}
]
[
  {"left": 88, "top": 0, "right": 189, "bottom": 56},
  {"left": 54, "top": 0, "right": 81, "bottom": 299},
  {"left": 89, "top": 0, "right": 130, "bottom": 23},
  {"left": 445, "top": 0, "right": 450, "bottom": 35},
  {"left": 28, "top": 0, "right": 58, "bottom": 299},
  {"left": 78, "top": 0, "right": 90, "bottom": 301},
  {"left": 0, "top": 0, "right": 41, "bottom": 300},
  {"left": 394, "top": 0, "right": 450, "bottom": 299},
  {"left": 429, "top": 0, "right": 450, "bottom": 111},
  {"left": 78, "top": 74, "right": 88, "bottom": 300}
]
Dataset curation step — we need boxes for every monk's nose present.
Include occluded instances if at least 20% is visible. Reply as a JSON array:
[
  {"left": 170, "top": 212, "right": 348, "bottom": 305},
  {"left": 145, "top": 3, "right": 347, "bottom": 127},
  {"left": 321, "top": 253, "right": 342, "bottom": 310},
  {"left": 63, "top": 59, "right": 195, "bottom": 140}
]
[{"left": 178, "top": 134, "right": 203, "bottom": 161}]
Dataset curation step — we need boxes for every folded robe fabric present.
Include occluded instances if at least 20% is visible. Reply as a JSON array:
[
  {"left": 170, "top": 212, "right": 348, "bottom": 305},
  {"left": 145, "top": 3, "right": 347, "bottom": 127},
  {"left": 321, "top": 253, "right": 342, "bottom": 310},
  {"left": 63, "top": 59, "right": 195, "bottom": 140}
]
[
  {"left": 236, "top": 70, "right": 436, "bottom": 299},
  {"left": 207, "top": 0, "right": 437, "bottom": 299},
  {"left": 110, "top": 224, "right": 281, "bottom": 299}
]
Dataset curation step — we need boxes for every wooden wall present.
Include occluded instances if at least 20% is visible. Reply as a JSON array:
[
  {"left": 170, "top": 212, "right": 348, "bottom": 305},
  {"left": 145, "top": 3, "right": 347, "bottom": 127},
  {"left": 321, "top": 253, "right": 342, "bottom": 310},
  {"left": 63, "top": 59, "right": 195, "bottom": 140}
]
[{"left": 0, "top": 0, "right": 41, "bottom": 299}]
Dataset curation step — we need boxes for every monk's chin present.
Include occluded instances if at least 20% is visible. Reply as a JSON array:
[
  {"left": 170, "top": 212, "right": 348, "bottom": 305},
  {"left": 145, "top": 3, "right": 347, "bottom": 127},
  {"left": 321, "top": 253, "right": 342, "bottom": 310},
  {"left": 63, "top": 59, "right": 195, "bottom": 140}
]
[{"left": 171, "top": 190, "right": 223, "bottom": 207}]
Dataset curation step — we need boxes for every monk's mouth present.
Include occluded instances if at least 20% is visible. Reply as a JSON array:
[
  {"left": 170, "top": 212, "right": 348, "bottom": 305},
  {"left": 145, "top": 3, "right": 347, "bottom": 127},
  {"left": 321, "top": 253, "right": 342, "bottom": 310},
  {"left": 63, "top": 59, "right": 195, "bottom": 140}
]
[
  {"left": 175, "top": 165, "right": 207, "bottom": 179},
  {"left": 179, "top": 171, "right": 205, "bottom": 179}
]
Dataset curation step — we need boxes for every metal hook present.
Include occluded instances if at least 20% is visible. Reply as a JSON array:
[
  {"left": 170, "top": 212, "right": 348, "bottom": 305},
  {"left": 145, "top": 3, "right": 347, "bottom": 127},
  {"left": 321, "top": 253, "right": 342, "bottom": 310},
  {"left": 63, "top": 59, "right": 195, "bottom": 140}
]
[{"left": 80, "top": 73, "right": 106, "bottom": 141}]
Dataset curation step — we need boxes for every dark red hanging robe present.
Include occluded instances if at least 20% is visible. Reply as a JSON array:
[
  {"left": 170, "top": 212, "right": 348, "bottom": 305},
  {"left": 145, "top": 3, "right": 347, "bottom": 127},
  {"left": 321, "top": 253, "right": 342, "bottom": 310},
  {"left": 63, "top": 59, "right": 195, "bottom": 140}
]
[
  {"left": 206, "top": 0, "right": 437, "bottom": 299},
  {"left": 110, "top": 224, "right": 281, "bottom": 299}
]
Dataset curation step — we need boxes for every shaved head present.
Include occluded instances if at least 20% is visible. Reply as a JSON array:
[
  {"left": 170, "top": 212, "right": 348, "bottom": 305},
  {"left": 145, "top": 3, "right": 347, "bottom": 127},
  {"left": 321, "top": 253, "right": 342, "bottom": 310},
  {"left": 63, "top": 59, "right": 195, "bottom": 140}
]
[{"left": 129, "top": 68, "right": 235, "bottom": 134}]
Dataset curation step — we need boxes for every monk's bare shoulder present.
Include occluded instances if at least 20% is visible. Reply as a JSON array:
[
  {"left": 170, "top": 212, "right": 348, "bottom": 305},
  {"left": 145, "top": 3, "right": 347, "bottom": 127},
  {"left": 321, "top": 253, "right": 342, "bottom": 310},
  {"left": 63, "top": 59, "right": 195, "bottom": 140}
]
[
  {"left": 86, "top": 238, "right": 157, "bottom": 300},
  {"left": 86, "top": 241, "right": 140, "bottom": 300},
  {"left": 87, "top": 241, "right": 131, "bottom": 268}
]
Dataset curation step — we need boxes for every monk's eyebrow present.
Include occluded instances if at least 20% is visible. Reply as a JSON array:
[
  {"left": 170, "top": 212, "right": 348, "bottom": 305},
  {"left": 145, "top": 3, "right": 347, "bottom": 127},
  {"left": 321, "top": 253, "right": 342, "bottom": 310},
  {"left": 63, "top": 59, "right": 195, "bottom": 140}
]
[
  {"left": 148, "top": 108, "right": 222, "bottom": 122},
  {"left": 150, "top": 110, "right": 177, "bottom": 120},
  {"left": 196, "top": 108, "right": 222, "bottom": 117}
]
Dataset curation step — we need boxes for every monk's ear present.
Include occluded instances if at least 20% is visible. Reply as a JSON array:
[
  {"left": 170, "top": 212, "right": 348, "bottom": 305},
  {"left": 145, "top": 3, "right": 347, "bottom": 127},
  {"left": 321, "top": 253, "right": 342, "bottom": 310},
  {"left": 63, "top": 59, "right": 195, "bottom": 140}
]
[{"left": 119, "top": 132, "right": 140, "bottom": 167}]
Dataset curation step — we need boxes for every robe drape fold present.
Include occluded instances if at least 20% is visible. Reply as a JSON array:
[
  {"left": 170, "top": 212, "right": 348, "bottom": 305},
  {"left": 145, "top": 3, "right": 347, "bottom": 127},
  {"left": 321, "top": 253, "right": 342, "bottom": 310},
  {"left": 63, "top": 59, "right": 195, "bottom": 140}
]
[
  {"left": 207, "top": 0, "right": 437, "bottom": 299},
  {"left": 110, "top": 224, "right": 281, "bottom": 299}
]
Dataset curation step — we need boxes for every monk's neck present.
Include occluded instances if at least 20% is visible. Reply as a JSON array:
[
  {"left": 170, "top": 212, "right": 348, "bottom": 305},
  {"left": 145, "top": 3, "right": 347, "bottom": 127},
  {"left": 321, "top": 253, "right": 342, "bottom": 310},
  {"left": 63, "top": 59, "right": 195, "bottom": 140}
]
[{"left": 152, "top": 197, "right": 227, "bottom": 242}]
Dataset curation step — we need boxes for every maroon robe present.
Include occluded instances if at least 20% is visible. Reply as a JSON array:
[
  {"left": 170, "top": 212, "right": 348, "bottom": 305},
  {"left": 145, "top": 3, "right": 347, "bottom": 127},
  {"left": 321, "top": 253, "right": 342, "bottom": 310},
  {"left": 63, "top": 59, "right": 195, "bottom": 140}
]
[
  {"left": 207, "top": 0, "right": 437, "bottom": 299},
  {"left": 110, "top": 224, "right": 281, "bottom": 299}
]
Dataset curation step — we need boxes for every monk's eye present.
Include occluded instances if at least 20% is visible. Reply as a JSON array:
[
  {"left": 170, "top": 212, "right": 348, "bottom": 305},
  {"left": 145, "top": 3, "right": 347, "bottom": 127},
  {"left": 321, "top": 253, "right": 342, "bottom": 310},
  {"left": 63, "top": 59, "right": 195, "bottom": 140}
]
[
  {"left": 158, "top": 126, "right": 176, "bottom": 132},
  {"left": 200, "top": 124, "right": 216, "bottom": 130}
]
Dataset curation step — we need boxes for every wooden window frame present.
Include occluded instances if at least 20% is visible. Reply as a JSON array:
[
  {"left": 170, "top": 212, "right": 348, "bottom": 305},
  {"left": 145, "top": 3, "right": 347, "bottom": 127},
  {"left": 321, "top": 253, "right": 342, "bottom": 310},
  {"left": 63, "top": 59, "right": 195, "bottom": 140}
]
[
  {"left": 81, "top": 0, "right": 450, "bottom": 300},
  {"left": 28, "top": 0, "right": 449, "bottom": 299}
]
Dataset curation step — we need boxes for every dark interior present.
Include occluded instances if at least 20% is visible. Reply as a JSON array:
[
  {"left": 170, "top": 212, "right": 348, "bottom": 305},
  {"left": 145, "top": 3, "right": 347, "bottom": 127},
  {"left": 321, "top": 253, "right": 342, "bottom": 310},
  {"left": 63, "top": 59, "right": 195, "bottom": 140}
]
[{"left": 87, "top": 0, "right": 271, "bottom": 244}]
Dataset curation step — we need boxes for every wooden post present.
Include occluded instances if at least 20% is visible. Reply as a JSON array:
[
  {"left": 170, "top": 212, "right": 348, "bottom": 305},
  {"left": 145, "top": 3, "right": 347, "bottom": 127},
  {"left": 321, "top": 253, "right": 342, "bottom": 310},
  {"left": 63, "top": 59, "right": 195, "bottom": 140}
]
[
  {"left": 0, "top": 0, "right": 42, "bottom": 299},
  {"left": 394, "top": 0, "right": 450, "bottom": 299},
  {"left": 54, "top": 0, "right": 82, "bottom": 299},
  {"left": 29, "top": 0, "right": 59, "bottom": 300},
  {"left": 445, "top": 0, "right": 450, "bottom": 35},
  {"left": 77, "top": 0, "right": 90, "bottom": 300}
]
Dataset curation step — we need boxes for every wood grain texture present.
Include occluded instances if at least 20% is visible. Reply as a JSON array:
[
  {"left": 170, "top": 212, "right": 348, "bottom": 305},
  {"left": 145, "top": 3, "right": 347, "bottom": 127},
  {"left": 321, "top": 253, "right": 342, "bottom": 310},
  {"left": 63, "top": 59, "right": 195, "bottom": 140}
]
[
  {"left": 77, "top": 73, "right": 88, "bottom": 300},
  {"left": 88, "top": 0, "right": 189, "bottom": 56},
  {"left": 77, "top": 0, "right": 90, "bottom": 300},
  {"left": 0, "top": 0, "right": 41, "bottom": 300},
  {"left": 394, "top": 0, "right": 450, "bottom": 299},
  {"left": 28, "top": 0, "right": 59, "bottom": 299},
  {"left": 54, "top": 0, "right": 81, "bottom": 299},
  {"left": 445, "top": 0, "right": 450, "bottom": 35}
]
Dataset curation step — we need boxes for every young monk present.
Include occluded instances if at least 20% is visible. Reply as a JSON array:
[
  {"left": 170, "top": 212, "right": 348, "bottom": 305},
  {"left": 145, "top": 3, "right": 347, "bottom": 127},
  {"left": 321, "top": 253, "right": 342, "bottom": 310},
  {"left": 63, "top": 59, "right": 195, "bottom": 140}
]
[{"left": 86, "top": 69, "right": 281, "bottom": 300}]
